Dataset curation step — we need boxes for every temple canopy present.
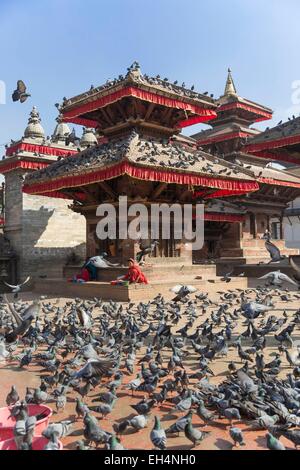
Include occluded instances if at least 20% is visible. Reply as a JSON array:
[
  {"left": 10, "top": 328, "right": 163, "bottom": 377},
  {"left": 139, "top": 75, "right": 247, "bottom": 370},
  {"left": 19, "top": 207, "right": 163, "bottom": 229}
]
[
  {"left": 23, "top": 129, "right": 259, "bottom": 199},
  {"left": 243, "top": 115, "right": 300, "bottom": 165},
  {"left": 58, "top": 63, "right": 218, "bottom": 134}
]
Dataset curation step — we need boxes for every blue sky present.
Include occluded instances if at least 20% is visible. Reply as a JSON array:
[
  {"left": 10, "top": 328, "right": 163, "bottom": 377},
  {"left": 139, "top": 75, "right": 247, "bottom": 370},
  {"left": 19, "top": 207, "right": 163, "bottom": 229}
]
[{"left": 1, "top": 0, "right": 300, "bottom": 150}]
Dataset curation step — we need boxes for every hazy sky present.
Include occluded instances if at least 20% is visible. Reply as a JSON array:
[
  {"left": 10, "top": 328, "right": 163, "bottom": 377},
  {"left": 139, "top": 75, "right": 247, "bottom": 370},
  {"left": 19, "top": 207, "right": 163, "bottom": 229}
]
[{"left": 1, "top": 0, "right": 300, "bottom": 151}]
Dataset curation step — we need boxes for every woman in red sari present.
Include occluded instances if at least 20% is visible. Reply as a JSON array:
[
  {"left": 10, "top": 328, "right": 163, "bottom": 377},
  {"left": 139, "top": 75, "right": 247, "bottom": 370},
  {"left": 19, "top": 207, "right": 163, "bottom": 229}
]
[{"left": 111, "top": 258, "right": 148, "bottom": 285}]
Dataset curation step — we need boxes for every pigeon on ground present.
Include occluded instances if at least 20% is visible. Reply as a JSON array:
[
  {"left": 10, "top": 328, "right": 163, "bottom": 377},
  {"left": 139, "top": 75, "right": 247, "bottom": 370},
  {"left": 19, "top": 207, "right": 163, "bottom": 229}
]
[
  {"left": 266, "top": 432, "right": 286, "bottom": 451},
  {"left": 150, "top": 416, "right": 167, "bottom": 450},
  {"left": 184, "top": 421, "right": 210, "bottom": 448},
  {"left": 229, "top": 427, "right": 246, "bottom": 447}
]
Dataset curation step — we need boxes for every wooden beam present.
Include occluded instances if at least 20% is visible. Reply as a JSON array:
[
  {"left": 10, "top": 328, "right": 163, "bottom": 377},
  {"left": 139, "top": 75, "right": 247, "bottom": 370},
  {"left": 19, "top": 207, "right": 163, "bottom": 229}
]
[
  {"left": 151, "top": 183, "right": 167, "bottom": 200},
  {"left": 144, "top": 103, "right": 155, "bottom": 120},
  {"left": 80, "top": 187, "right": 97, "bottom": 204},
  {"left": 116, "top": 101, "right": 127, "bottom": 120},
  {"left": 98, "top": 181, "right": 117, "bottom": 199},
  {"left": 100, "top": 108, "right": 114, "bottom": 126},
  {"left": 106, "top": 105, "right": 116, "bottom": 122}
]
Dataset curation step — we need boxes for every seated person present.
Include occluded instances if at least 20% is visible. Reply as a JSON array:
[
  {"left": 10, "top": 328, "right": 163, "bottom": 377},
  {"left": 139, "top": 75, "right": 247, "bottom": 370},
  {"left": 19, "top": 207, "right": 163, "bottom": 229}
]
[
  {"left": 70, "top": 257, "right": 97, "bottom": 283},
  {"left": 111, "top": 258, "right": 148, "bottom": 285},
  {"left": 70, "top": 266, "right": 90, "bottom": 283}
]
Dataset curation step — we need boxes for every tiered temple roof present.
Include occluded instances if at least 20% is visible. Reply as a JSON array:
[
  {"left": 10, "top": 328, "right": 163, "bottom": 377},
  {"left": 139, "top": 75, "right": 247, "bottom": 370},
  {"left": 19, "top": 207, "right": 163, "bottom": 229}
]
[
  {"left": 0, "top": 107, "right": 97, "bottom": 175},
  {"left": 21, "top": 65, "right": 300, "bottom": 211},
  {"left": 23, "top": 129, "right": 258, "bottom": 200},
  {"left": 59, "top": 62, "right": 217, "bottom": 134},
  {"left": 243, "top": 115, "right": 300, "bottom": 165}
]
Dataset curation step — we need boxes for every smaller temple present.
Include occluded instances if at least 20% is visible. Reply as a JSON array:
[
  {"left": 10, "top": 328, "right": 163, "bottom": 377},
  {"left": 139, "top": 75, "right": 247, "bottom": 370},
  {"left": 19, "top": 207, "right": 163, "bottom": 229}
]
[
  {"left": 192, "top": 69, "right": 300, "bottom": 265},
  {"left": 0, "top": 107, "right": 87, "bottom": 280}
]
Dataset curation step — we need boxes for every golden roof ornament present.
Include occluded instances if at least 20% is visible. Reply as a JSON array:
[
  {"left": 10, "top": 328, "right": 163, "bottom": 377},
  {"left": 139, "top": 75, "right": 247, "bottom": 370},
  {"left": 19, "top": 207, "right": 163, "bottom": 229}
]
[{"left": 224, "top": 68, "right": 237, "bottom": 96}]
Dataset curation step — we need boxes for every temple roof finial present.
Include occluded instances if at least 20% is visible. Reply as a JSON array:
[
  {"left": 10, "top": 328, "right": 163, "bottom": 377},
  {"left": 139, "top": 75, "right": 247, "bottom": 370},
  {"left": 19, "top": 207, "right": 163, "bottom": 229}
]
[
  {"left": 24, "top": 106, "right": 45, "bottom": 139},
  {"left": 224, "top": 68, "right": 237, "bottom": 96},
  {"left": 126, "top": 61, "right": 142, "bottom": 80}
]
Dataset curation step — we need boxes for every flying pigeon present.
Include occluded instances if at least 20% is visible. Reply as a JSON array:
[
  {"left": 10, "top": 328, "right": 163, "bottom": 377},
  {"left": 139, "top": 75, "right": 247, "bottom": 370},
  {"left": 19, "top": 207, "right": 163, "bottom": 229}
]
[
  {"left": 12, "top": 80, "right": 31, "bottom": 103},
  {"left": 136, "top": 240, "right": 159, "bottom": 264},
  {"left": 3, "top": 276, "right": 30, "bottom": 298},
  {"left": 264, "top": 241, "right": 285, "bottom": 264},
  {"left": 258, "top": 271, "right": 299, "bottom": 288},
  {"left": 72, "top": 358, "right": 117, "bottom": 379},
  {"left": 170, "top": 285, "right": 197, "bottom": 302}
]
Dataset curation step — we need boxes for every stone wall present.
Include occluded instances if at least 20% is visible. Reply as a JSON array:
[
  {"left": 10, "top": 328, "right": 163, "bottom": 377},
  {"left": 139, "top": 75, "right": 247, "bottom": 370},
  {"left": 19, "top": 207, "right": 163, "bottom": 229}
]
[{"left": 4, "top": 171, "right": 86, "bottom": 279}]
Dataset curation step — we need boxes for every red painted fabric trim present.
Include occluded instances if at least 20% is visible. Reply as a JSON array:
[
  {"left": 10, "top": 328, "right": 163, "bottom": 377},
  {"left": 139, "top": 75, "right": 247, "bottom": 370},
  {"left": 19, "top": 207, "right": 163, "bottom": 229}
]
[
  {"left": 218, "top": 102, "right": 272, "bottom": 122},
  {"left": 259, "top": 177, "right": 300, "bottom": 189},
  {"left": 176, "top": 115, "right": 215, "bottom": 129},
  {"left": 0, "top": 160, "right": 50, "bottom": 174},
  {"left": 62, "top": 86, "right": 217, "bottom": 125},
  {"left": 196, "top": 131, "right": 251, "bottom": 145},
  {"left": 22, "top": 161, "right": 259, "bottom": 197},
  {"left": 244, "top": 150, "right": 300, "bottom": 165},
  {"left": 6, "top": 142, "right": 77, "bottom": 158},
  {"left": 204, "top": 188, "right": 255, "bottom": 199},
  {"left": 200, "top": 213, "right": 245, "bottom": 222},
  {"left": 66, "top": 117, "right": 99, "bottom": 128},
  {"left": 245, "top": 134, "right": 300, "bottom": 153}
]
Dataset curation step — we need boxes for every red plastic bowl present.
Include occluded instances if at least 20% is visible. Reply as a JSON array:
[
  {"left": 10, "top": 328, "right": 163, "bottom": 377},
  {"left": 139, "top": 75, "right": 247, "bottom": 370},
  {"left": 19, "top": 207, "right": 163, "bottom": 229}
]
[
  {"left": 0, "top": 435, "right": 63, "bottom": 450},
  {"left": 0, "top": 405, "right": 52, "bottom": 441}
]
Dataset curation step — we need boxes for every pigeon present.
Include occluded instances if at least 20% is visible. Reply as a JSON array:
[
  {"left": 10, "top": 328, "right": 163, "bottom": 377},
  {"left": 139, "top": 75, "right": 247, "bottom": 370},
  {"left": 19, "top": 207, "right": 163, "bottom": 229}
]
[
  {"left": 166, "top": 410, "right": 193, "bottom": 435},
  {"left": 129, "top": 414, "right": 148, "bottom": 431},
  {"left": 43, "top": 433, "right": 61, "bottom": 450},
  {"left": 12, "top": 80, "right": 31, "bottom": 103},
  {"left": 290, "top": 257, "right": 300, "bottom": 283},
  {"left": 6, "top": 385, "right": 19, "bottom": 406},
  {"left": 170, "top": 285, "right": 197, "bottom": 302},
  {"left": 264, "top": 241, "right": 285, "bottom": 263},
  {"left": 136, "top": 240, "right": 159, "bottom": 264},
  {"left": 83, "top": 414, "right": 111, "bottom": 446},
  {"left": 150, "top": 416, "right": 167, "bottom": 450},
  {"left": 65, "top": 128, "right": 80, "bottom": 146},
  {"left": 106, "top": 435, "right": 126, "bottom": 450},
  {"left": 258, "top": 271, "right": 298, "bottom": 287},
  {"left": 131, "top": 398, "right": 156, "bottom": 415},
  {"left": 266, "top": 432, "right": 286, "bottom": 451},
  {"left": 3, "top": 277, "right": 31, "bottom": 298},
  {"left": 72, "top": 358, "right": 117, "bottom": 379},
  {"left": 278, "top": 430, "right": 300, "bottom": 449},
  {"left": 229, "top": 427, "right": 246, "bottom": 447},
  {"left": 42, "top": 421, "right": 73, "bottom": 439},
  {"left": 184, "top": 421, "right": 210, "bottom": 448},
  {"left": 3, "top": 296, "right": 36, "bottom": 343},
  {"left": 75, "top": 398, "right": 90, "bottom": 419}
]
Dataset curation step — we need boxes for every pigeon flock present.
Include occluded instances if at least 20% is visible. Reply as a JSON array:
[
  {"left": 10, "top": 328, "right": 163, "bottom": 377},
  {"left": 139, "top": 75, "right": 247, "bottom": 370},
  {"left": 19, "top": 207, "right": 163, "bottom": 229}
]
[{"left": 1, "top": 280, "right": 300, "bottom": 451}]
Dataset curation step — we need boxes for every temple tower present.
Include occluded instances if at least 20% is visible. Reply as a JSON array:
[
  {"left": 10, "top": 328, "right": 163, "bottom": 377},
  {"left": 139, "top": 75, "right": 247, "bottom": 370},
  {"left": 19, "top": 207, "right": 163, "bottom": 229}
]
[{"left": 0, "top": 107, "right": 87, "bottom": 280}]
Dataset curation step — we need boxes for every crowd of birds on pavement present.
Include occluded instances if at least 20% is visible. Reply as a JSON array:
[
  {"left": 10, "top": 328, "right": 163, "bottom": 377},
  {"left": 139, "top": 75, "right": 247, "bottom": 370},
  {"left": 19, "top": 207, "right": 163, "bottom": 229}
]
[{"left": 2, "top": 266, "right": 300, "bottom": 451}]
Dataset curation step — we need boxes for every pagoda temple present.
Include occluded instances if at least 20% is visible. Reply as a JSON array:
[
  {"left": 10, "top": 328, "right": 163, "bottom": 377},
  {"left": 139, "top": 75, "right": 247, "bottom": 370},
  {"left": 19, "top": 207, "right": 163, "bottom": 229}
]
[
  {"left": 22, "top": 63, "right": 263, "bottom": 280},
  {"left": 192, "top": 69, "right": 300, "bottom": 265},
  {"left": 2, "top": 62, "right": 300, "bottom": 294}
]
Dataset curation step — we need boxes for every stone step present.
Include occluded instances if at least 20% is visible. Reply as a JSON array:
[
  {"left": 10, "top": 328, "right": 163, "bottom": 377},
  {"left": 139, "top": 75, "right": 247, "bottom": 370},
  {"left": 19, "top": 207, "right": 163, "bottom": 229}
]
[{"left": 33, "top": 277, "right": 249, "bottom": 302}]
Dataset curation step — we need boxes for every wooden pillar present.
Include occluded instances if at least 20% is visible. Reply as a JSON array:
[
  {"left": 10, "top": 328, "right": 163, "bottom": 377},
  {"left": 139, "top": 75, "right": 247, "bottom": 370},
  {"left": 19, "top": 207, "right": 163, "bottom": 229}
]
[{"left": 279, "top": 217, "right": 284, "bottom": 240}]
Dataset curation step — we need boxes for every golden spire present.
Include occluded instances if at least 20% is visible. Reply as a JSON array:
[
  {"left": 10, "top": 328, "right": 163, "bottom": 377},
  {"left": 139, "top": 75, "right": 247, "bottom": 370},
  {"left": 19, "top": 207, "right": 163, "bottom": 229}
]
[{"left": 224, "top": 68, "right": 237, "bottom": 96}]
